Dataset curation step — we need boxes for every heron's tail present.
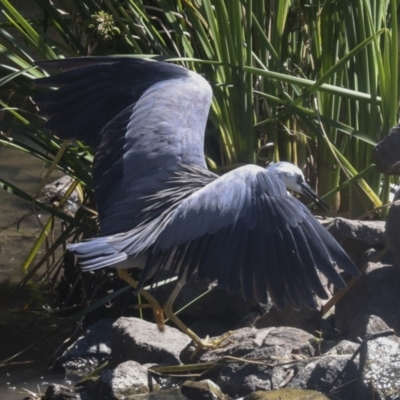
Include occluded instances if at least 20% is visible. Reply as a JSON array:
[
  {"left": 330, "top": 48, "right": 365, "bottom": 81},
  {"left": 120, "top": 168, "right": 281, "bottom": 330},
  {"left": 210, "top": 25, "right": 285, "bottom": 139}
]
[{"left": 68, "top": 238, "right": 128, "bottom": 270}]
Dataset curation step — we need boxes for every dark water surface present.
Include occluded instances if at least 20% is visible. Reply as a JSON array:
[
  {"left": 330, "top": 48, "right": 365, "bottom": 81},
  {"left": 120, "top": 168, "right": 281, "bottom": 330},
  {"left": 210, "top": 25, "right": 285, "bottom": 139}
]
[
  {"left": 0, "top": 364, "right": 75, "bottom": 400},
  {"left": 0, "top": 141, "right": 76, "bottom": 399},
  {"left": 0, "top": 2, "right": 82, "bottom": 397}
]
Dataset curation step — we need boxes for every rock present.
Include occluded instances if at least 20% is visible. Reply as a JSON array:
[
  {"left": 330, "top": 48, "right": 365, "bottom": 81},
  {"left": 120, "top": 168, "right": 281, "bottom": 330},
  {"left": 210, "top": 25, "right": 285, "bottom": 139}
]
[
  {"left": 122, "top": 379, "right": 228, "bottom": 400},
  {"left": 44, "top": 326, "right": 400, "bottom": 400},
  {"left": 124, "top": 387, "right": 184, "bottom": 399},
  {"left": 373, "top": 124, "right": 400, "bottom": 175},
  {"left": 90, "top": 361, "right": 155, "bottom": 399},
  {"left": 41, "top": 175, "right": 81, "bottom": 214},
  {"left": 363, "top": 336, "right": 400, "bottom": 399},
  {"left": 111, "top": 317, "right": 191, "bottom": 366},
  {"left": 180, "top": 380, "right": 227, "bottom": 400},
  {"left": 216, "top": 350, "right": 362, "bottom": 399},
  {"left": 364, "top": 315, "right": 399, "bottom": 341},
  {"left": 182, "top": 326, "right": 315, "bottom": 364},
  {"left": 324, "top": 218, "right": 385, "bottom": 265},
  {"left": 286, "top": 354, "right": 361, "bottom": 398},
  {"left": 362, "top": 247, "right": 394, "bottom": 265},
  {"left": 181, "top": 327, "right": 316, "bottom": 397},
  {"left": 256, "top": 303, "right": 322, "bottom": 335},
  {"left": 181, "top": 326, "right": 385, "bottom": 399},
  {"left": 54, "top": 318, "right": 113, "bottom": 373},
  {"left": 243, "top": 389, "right": 329, "bottom": 399},
  {"left": 216, "top": 362, "right": 274, "bottom": 397},
  {"left": 43, "top": 384, "right": 82, "bottom": 400},
  {"left": 325, "top": 340, "right": 360, "bottom": 355},
  {"left": 335, "top": 262, "right": 400, "bottom": 339},
  {"left": 385, "top": 200, "right": 400, "bottom": 266}
]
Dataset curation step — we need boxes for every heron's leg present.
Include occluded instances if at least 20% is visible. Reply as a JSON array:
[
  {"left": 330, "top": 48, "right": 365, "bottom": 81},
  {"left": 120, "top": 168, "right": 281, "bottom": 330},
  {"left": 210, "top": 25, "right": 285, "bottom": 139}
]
[
  {"left": 117, "top": 268, "right": 165, "bottom": 331},
  {"left": 163, "top": 279, "right": 232, "bottom": 353}
]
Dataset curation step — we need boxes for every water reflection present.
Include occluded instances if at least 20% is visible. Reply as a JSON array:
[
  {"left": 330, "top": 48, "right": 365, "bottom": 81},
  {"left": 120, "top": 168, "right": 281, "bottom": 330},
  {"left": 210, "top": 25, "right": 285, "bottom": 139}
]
[
  {"left": 0, "top": 142, "right": 63, "bottom": 283},
  {"left": 0, "top": 140, "right": 72, "bottom": 399},
  {"left": 1, "top": 364, "right": 76, "bottom": 400}
]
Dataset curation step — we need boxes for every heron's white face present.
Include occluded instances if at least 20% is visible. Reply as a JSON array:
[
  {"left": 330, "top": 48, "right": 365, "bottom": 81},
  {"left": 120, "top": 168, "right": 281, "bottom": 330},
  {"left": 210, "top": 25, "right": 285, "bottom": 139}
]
[
  {"left": 266, "top": 162, "right": 305, "bottom": 194},
  {"left": 266, "top": 162, "right": 329, "bottom": 212}
]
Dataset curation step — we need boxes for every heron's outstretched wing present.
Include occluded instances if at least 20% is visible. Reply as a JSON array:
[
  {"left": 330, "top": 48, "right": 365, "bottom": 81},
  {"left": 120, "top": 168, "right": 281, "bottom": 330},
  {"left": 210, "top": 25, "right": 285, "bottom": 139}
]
[
  {"left": 142, "top": 164, "right": 359, "bottom": 309},
  {"left": 33, "top": 58, "right": 212, "bottom": 234}
]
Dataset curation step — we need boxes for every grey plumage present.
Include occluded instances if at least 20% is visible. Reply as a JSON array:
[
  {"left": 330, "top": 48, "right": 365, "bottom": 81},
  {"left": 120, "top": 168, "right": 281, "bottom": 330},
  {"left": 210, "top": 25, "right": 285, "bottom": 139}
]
[{"left": 33, "top": 57, "right": 359, "bottom": 310}]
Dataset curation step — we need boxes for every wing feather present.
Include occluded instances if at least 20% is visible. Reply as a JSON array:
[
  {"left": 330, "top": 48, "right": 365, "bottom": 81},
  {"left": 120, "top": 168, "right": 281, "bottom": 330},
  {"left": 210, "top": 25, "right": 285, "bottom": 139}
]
[
  {"left": 143, "top": 164, "right": 358, "bottom": 309},
  {"left": 226, "top": 226, "right": 249, "bottom": 296},
  {"left": 252, "top": 229, "right": 268, "bottom": 305},
  {"left": 34, "top": 58, "right": 213, "bottom": 236},
  {"left": 290, "top": 226, "right": 329, "bottom": 299},
  {"left": 262, "top": 232, "right": 285, "bottom": 308}
]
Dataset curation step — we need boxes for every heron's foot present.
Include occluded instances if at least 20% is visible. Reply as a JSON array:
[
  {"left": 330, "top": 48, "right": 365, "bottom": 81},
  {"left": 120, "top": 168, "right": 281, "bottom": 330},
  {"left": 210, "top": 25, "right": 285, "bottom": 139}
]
[
  {"left": 131, "top": 303, "right": 165, "bottom": 331},
  {"left": 189, "top": 330, "right": 233, "bottom": 359},
  {"left": 117, "top": 269, "right": 165, "bottom": 331}
]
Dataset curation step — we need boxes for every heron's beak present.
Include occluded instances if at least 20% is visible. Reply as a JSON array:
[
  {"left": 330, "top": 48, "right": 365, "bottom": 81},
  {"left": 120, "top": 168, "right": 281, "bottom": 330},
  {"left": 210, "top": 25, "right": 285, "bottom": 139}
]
[{"left": 300, "top": 181, "right": 329, "bottom": 213}]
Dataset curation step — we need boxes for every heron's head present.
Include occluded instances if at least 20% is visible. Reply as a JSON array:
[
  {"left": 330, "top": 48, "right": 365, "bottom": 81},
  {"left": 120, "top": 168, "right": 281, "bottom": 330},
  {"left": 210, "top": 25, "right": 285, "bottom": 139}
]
[{"left": 266, "top": 162, "right": 329, "bottom": 212}]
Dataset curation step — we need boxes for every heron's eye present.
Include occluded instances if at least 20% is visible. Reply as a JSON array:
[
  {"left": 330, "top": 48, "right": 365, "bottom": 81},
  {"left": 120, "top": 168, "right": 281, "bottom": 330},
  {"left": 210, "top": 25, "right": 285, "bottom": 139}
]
[{"left": 296, "top": 175, "right": 304, "bottom": 185}]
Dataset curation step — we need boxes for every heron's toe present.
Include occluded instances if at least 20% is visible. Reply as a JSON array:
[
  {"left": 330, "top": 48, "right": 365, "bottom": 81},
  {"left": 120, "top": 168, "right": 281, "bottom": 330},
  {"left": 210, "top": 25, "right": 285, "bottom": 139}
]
[
  {"left": 131, "top": 303, "right": 165, "bottom": 331},
  {"left": 190, "top": 331, "right": 233, "bottom": 359}
]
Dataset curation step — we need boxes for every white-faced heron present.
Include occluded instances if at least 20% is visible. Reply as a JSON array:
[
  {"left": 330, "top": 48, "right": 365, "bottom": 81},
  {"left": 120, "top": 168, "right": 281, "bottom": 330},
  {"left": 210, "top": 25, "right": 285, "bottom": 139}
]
[{"left": 33, "top": 57, "right": 359, "bottom": 349}]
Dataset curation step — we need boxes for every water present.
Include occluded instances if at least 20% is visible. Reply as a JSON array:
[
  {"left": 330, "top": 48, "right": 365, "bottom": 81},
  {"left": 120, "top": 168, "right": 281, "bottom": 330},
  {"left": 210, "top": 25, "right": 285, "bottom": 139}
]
[
  {"left": 0, "top": 140, "right": 76, "bottom": 399},
  {"left": 0, "top": 2, "right": 82, "bottom": 396},
  {"left": 1, "top": 365, "right": 76, "bottom": 400},
  {"left": 0, "top": 143, "right": 54, "bottom": 282}
]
